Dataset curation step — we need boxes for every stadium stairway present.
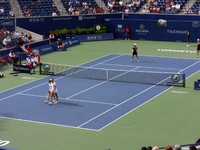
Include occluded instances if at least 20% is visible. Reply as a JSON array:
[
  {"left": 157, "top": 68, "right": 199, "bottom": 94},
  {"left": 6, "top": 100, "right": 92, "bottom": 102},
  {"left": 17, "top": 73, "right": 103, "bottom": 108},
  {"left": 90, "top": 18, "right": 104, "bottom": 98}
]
[
  {"left": 8, "top": 0, "right": 23, "bottom": 17},
  {"left": 180, "top": 0, "right": 197, "bottom": 13},
  {"left": 52, "top": 0, "right": 67, "bottom": 15},
  {"left": 16, "top": 26, "right": 44, "bottom": 42}
]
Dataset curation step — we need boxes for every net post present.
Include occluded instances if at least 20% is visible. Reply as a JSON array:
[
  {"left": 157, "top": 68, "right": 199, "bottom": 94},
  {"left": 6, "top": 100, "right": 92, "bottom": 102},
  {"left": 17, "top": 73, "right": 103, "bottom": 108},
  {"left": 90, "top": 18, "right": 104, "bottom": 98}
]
[
  {"left": 106, "top": 69, "right": 108, "bottom": 80},
  {"left": 39, "top": 63, "right": 42, "bottom": 75},
  {"left": 182, "top": 73, "right": 186, "bottom": 88}
]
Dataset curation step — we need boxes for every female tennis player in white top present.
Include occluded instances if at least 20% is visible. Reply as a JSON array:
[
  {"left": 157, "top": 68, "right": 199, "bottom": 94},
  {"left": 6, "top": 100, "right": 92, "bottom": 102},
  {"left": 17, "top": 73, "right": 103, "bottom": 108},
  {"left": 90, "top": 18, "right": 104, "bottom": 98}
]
[{"left": 48, "top": 78, "right": 58, "bottom": 105}]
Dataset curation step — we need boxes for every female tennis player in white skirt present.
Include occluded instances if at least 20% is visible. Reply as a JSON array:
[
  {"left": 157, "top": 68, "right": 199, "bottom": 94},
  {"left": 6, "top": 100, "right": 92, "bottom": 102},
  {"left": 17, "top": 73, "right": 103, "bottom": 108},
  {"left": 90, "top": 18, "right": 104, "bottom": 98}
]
[{"left": 48, "top": 78, "right": 58, "bottom": 105}]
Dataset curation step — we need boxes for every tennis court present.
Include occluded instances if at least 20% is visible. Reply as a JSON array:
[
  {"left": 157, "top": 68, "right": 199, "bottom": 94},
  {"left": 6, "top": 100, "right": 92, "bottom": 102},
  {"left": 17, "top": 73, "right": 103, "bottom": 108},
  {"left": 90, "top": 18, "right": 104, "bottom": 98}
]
[{"left": 0, "top": 53, "right": 199, "bottom": 132}]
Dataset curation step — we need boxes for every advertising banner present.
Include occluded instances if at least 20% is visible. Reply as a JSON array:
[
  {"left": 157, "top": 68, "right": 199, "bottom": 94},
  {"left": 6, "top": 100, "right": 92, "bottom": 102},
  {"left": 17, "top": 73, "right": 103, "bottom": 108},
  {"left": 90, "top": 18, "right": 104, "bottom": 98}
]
[
  {"left": 107, "top": 18, "right": 200, "bottom": 42},
  {"left": 76, "top": 33, "right": 114, "bottom": 42}
]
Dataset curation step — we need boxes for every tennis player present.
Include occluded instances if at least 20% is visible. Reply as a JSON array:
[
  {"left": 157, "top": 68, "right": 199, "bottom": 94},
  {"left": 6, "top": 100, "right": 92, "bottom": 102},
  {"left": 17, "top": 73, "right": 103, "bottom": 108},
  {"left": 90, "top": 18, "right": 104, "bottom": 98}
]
[
  {"left": 48, "top": 78, "right": 58, "bottom": 105},
  {"left": 197, "top": 39, "right": 200, "bottom": 58},
  {"left": 45, "top": 79, "right": 55, "bottom": 103},
  {"left": 186, "top": 30, "right": 190, "bottom": 47},
  {"left": 131, "top": 43, "right": 139, "bottom": 62}
]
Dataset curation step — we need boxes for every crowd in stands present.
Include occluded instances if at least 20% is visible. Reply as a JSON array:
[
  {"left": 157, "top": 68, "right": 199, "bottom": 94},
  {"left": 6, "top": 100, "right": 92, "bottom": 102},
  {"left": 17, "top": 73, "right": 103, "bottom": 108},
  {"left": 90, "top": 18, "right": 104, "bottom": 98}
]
[
  {"left": 183, "top": 0, "right": 200, "bottom": 14},
  {"left": 18, "top": 0, "right": 60, "bottom": 17},
  {"left": 0, "top": 27, "right": 36, "bottom": 68},
  {"left": 0, "top": 0, "right": 14, "bottom": 18},
  {"left": 0, "top": 41, "right": 40, "bottom": 70},
  {"left": 106, "top": 0, "right": 147, "bottom": 13},
  {"left": 0, "top": 0, "right": 200, "bottom": 16},
  {"left": 61, "top": 0, "right": 105, "bottom": 15},
  {"left": 0, "top": 28, "right": 34, "bottom": 50},
  {"left": 142, "top": 0, "right": 183, "bottom": 14},
  {"left": 141, "top": 144, "right": 198, "bottom": 150}
]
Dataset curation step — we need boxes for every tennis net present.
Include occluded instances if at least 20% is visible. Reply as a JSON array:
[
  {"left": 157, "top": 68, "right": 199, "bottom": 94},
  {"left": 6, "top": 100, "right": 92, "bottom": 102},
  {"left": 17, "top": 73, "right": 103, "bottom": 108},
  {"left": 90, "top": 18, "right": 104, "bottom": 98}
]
[{"left": 39, "top": 62, "right": 185, "bottom": 87}]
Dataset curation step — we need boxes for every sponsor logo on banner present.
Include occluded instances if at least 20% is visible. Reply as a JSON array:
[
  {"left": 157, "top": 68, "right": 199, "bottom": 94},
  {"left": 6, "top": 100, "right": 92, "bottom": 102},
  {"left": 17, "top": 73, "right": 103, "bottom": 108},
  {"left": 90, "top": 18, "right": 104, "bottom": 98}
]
[
  {"left": 29, "top": 18, "right": 45, "bottom": 22},
  {"left": 95, "top": 24, "right": 107, "bottom": 33},
  {"left": 87, "top": 35, "right": 104, "bottom": 40},
  {"left": 52, "top": 17, "right": 72, "bottom": 21},
  {"left": 41, "top": 46, "right": 53, "bottom": 52},
  {"left": 167, "top": 30, "right": 187, "bottom": 34},
  {"left": 135, "top": 24, "right": 149, "bottom": 35},
  {"left": 29, "top": 18, "right": 40, "bottom": 22},
  {"left": 79, "top": 16, "right": 96, "bottom": 20},
  {"left": 171, "top": 74, "right": 180, "bottom": 83},
  {"left": 0, "top": 20, "right": 14, "bottom": 26},
  {"left": 115, "top": 24, "right": 124, "bottom": 32},
  {"left": 82, "top": 16, "right": 96, "bottom": 20},
  {"left": 192, "top": 21, "right": 199, "bottom": 28},
  {"left": 157, "top": 48, "right": 196, "bottom": 53},
  {"left": 43, "top": 64, "right": 50, "bottom": 72},
  {"left": 13, "top": 64, "right": 32, "bottom": 73}
]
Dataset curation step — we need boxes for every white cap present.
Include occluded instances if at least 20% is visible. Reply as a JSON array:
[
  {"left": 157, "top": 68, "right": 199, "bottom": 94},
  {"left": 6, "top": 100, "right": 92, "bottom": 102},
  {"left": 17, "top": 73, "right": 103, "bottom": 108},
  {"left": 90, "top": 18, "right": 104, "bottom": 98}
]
[
  {"left": 197, "top": 39, "right": 200, "bottom": 41},
  {"left": 133, "top": 43, "right": 137, "bottom": 46}
]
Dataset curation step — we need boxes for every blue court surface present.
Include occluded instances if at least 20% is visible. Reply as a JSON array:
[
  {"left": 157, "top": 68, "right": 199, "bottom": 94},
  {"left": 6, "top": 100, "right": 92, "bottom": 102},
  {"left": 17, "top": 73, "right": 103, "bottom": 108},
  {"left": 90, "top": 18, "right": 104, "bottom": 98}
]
[{"left": 0, "top": 54, "right": 200, "bottom": 131}]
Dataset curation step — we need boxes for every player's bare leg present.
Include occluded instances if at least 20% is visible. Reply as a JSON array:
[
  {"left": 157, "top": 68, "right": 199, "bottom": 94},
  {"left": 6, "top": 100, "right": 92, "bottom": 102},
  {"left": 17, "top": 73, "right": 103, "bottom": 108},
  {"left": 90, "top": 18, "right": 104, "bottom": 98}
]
[
  {"left": 48, "top": 92, "right": 53, "bottom": 105},
  {"left": 54, "top": 93, "right": 58, "bottom": 104}
]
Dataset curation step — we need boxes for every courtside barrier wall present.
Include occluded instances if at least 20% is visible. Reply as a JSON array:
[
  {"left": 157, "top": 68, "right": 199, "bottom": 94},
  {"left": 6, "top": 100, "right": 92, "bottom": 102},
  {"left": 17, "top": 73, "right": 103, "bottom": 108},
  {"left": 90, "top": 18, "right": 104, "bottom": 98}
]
[
  {"left": 76, "top": 33, "right": 114, "bottom": 42},
  {"left": 16, "top": 14, "right": 122, "bottom": 38},
  {"left": 1, "top": 14, "right": 200, "bottom": 42},
  {"left": 106, "top": 17, "right": 200, "bottom": 42},
  {"left": 0, "top": 38, "right": 80, "bottom": 61},
  {"left": 109, "top": 14, "right": 200, "bottom": 42},
  {"left": 0, "top": 18, "right": 15, "bottom": 32}
]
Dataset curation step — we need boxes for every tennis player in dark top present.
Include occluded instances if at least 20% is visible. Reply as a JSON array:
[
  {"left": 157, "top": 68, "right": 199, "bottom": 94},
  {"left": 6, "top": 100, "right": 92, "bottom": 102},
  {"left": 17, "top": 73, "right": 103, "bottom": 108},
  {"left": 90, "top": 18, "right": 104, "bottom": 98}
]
[
  {"left": 131, "top": 43, "right": 139, "bottom": 62},
  {"left": 197, "top": 39, "right": 200, "bottom": 58},
  {"left": 186, "top": 30, "right": 190, "bottom": 47}
]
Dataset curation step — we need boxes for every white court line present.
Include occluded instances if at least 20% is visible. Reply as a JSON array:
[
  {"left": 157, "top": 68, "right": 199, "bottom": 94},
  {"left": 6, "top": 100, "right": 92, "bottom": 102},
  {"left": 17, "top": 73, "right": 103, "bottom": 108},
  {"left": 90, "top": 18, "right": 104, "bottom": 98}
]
[
  {"left": 117, "top": 53, "right": 200, "bottom": 60},
  {"left": 65, "top": 66, "right": 140, "bottom": 100},
  {"left": 78, "top": 60, "right": 200, "bottom": 129},
  {"left": 19, "top": 93, "right": 117, "bottom": 106},
  {"left": 102, "top": 63, "right": 182, "bottom": 71},
  {"left": 99, "top": 62, "right": 200, "bottom": 131},
  {"left": 0, "top": 116, "right": 98, "bottom": 132},
  {"left": 78, "top": 84, "right": 157, "bottom": 128},
  {"left": 1, "top": 54, "right": 200, "bottom": 131},
  {"left": 0, "top": 54, "right": 123, "bottom": 102},
  {"left": 0, "top": 53, "right": 118, "bottom": 94}
]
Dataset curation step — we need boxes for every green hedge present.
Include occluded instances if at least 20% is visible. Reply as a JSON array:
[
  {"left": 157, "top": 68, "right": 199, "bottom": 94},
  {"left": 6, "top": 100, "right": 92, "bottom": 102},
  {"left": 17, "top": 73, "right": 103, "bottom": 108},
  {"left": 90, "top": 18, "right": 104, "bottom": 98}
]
[{"left": 50, "top": 27, "right": 97, "bottom": 37}]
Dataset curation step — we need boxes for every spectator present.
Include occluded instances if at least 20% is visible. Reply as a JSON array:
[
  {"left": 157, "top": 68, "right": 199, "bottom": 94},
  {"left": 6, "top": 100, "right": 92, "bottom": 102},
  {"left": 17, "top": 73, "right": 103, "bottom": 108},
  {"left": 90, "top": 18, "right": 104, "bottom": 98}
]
[
  {"left": 49, "top": 32, "right": 55, "bottom": 44},
  {"left": 18, "top": 36, "right": 28, "bottom": 53},
  {"left": 23, "top": 35, "right": 29, "bottom": 43},
  {"left": 13, "top": 30, "right": 21, "bottom": 38},
  {"left": 0, "top": 6, "right": 4, "bottom": 14},
  {"left": 141, "top": 146, "right": 148, "bottom": 150},
  {"left": 9, "top": 50, "right": 18, "bottom": 64},
  {"left": 165, "top": 145, "right": 173, "bottom": 150},
  {"left": 0, "top": 54, "right": 8, "bottom": 65},
  {"left": 9, "top": 11, "right": 14, "bottom": 17},
  {"left": 173, "top": 145, "right": 182, "bottom": 150},
  {"left": 68, "top": 6, "right": 74, "bottom": 15},
  {"left": 28, "top": 33, "right": 34, "bottom": 42},
  {"left": 52, "top": 2, "right": 57, "bottom": 8},
  {"left": 52, "top": 12, "right": 57, "bottom": 16},
  {"left": 57, "top": 38, "right": 64, "bottom": 50},
  {"left": 152, "top": 146, "right": 160, "bottom": 150},
  {"left": 25, "top": 44, "right": 33, "bottom": 54},
  {"left": 189, "top": 145, "right": 197, "bottom": 150},
  {"left": 2, "top": 36, "right": 11, "bottom": 48}
]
